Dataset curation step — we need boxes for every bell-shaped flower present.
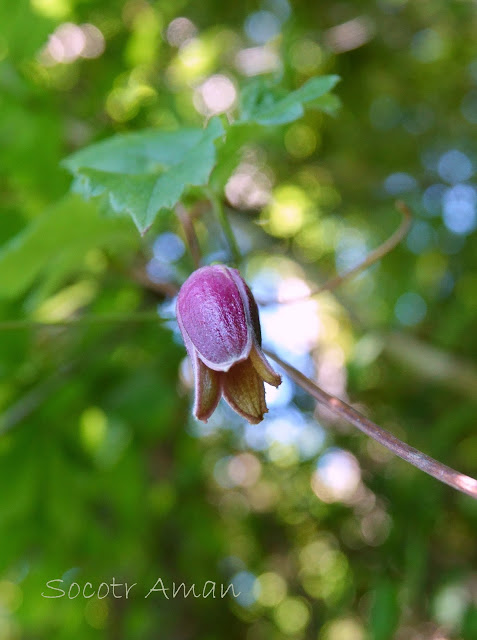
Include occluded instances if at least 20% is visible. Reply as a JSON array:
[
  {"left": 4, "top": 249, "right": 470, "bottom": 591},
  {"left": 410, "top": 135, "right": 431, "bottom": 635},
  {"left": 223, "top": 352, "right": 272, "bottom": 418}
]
[{"left": 176, "top": 265, "right": 281, "bottom": 423}]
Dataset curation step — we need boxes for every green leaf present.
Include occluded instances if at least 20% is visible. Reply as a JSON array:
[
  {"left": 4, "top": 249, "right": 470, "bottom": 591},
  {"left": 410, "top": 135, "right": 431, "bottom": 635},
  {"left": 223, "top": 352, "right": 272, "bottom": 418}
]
[
  {"left": 209, "top": 122, "right": 259, "bottom": 191},
  {"left": 0, "top": 195, "right": 135, "bottom": 300},
  {"left": 239, "top": 75, "right": 340, "bottom": 125},
  {"left": 62, "top": 118, "right": 225, "bottom": 234},
  {"left": 209, "top": 75, "right": 340, "bottom": 190}
]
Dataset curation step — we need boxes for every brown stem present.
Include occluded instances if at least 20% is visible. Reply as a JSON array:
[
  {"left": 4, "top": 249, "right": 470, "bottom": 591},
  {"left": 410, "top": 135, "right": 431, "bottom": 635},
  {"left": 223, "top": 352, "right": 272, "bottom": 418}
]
[
  {"left": 130, "top": 267, "right": 179, "bottom": 298},
  {"left": 176, "top": 203, "right": 201, "bottom": 269},
  {"left": 259, "top": 200, "right": 412, "bottom": 305},
  {"left": 265, "top": 349, "right": 477, "bottom": 500}
]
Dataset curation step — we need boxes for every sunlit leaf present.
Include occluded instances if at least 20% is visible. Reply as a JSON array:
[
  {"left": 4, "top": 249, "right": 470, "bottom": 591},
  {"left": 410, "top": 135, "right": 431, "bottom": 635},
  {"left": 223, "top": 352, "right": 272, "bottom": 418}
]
[
  {"left": 62, "top": 118, "right": 225, "bottom": 234},
  {"left": 239, "top": 75, "right": 340, "bottom": 125}
]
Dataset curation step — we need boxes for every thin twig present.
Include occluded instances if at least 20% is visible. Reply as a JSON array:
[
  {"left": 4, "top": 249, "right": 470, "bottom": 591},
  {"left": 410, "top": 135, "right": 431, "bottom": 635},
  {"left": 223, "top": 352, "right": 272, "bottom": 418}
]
[
  {"left": 266, "top": 349, "right": 477, "bottom": 500},
  {"left": 259, "top": 200, "right": 412, "bottom": 305},
  {"left": 176, "top": 203, "right": 201, "bottom": 269},
  {"left": 129, "top": 268, "right": 179, "bottom": 298},
  {"left": 0, "top": 311, "right": 165, "bottom": 331}
]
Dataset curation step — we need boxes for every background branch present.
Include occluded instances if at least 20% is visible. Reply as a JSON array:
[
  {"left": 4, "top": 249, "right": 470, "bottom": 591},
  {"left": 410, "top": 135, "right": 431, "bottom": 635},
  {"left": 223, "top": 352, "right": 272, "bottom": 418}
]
[
  {"left": 383, "top": 331, "right": 477, "bottom": 400},
  {"left": 259, "top": 200, "right": 412, "bottom": 305}
]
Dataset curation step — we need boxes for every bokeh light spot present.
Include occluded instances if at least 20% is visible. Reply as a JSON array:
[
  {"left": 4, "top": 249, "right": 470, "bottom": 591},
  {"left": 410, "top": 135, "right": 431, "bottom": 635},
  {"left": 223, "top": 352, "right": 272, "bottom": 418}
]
[
  {"left": 312, "top": 449, "right": 361, "bottom": 503},
  {"left": 274, "top": 597, "right": 310, "bottom": 634},
  {"left": 383, "top": 172, "right": 417, "bottom": 195},
  {"left": 253, "top": 572, "right": 287, "bottom": 607},
  {"left": 40, "top": 22, "right": 105, "bottom": 65},
  {"left": 235, "top": 46, "right": 281, "bottom": 76},
  {"left": 31, "top": 0, "right": 71, "bottom": 19},
  {"left": 290, "top": 39, "right": 322, "bottom": 73},
  {"left": 244, "top": 11, "right": 281, "bottom": 44},
  {"left": 394, "top": 292, "right": 427, "bottom": 326},
  {"left": 231, "top": 571, "right": 257, "bottom": 607},
  {"left": 406, "top": 221, "right": 435, "bottom": 254},
  {"left": 260, "top": 298, "right": 320, "bottom": 355},
  {"left": 176, "top": 38, "right": 213, "bottom": 79},
  {"left": 433, "top": 583, "right": 469, "bottom": 629},
  {"left": 325, "top": 17, "right": 375, "bottom": 53},
  {"left": 228, "top": 453, "right": 261, "bottom": 487},
  {"left": 284, "top": 123, "right": 317, "bottom": 159},
  {"left": 81, "top": 24, "right": 106, "bottom": 59},
  {"left": 226, "top": 161, "right": 272, "bottom": 210},
  {"left": 438, "top": 150, "right": 473, "bottom": 184},
  {"left": 320, "top": 617, "right": 365, "bottom": 640},
  {"left": 411, "top": 28, "right": 446, "bottom": 63},
  {"left": 264, "top": 185, "right": 311, "bottom": 237},
  {"left": 335, "top": 229, "right": 367, "bottom": 275},
  {"left": 442, "top": 184, "right": 477, "bottom": 234},
  {"left": 146, "top": 259, "right": 175, "bottom": 283},
  {"left": 422, "top": 183, "right": 445, "bottom": 217},
  {"left": 166, "top": 17, "right": 197, "bottom": 47},
  {"left": 194, "top": 74, "right": 237, "bottom": 116},
  {"left": 153, "top": 232, "right": 185, "bottom": 263},
  {"left": 80, "top": 407, "right": 107, "bottom": 453}
]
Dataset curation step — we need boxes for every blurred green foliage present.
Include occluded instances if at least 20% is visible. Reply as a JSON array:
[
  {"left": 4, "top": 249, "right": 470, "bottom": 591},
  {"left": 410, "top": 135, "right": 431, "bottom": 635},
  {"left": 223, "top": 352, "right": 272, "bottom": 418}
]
[{"left": 1, "top": 0, "right": 477, "bottom": 639}]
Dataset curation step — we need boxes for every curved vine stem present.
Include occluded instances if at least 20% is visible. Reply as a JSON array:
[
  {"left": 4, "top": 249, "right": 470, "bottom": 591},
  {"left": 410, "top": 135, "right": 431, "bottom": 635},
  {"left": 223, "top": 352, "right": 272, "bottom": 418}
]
[
  {"left": 266, "top": 349, "right": 477, "bottom": 500},
  {"left": 259, "top": 200, "right": 412, "bottom": 305}
]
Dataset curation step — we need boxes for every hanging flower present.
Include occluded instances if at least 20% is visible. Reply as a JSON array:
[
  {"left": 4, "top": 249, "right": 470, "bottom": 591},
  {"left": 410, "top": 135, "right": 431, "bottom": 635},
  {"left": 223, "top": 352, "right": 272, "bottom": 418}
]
[{"left": 176, "top": 265, "right": 281, "bottom": 423}]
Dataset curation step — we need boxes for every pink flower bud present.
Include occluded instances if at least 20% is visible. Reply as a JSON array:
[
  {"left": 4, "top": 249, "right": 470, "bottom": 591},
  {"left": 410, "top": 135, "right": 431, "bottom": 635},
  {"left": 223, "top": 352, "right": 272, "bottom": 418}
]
[{"left": 177, "top": 265, "right": 281, "bottom": 424}]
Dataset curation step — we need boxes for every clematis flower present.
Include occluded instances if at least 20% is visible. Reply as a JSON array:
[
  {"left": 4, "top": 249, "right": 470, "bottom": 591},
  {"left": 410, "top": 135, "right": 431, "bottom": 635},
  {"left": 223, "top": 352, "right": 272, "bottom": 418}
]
[{"left": 176, "top": 265, "right": 281, "bottom": 424}]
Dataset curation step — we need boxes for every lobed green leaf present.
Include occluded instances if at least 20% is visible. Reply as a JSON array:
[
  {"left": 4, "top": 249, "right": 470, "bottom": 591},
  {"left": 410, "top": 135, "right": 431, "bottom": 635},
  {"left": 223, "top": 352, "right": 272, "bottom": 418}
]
[
  {"left": 239, "top": 74, "right": 341, "bottom": 125},
  {"left": 62, "top": 118, "right": 225, "bottom": 234}
]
